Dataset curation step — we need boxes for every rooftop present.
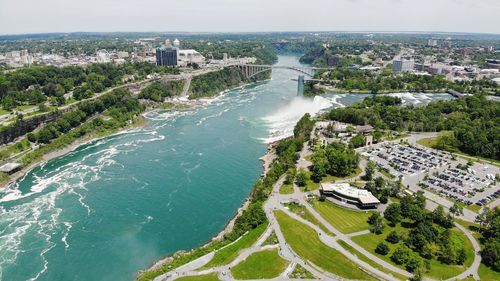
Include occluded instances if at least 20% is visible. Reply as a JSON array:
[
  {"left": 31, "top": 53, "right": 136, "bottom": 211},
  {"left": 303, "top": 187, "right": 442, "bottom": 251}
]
[{"left": 321, "top": 182, "right": 380, "bottom": 205}]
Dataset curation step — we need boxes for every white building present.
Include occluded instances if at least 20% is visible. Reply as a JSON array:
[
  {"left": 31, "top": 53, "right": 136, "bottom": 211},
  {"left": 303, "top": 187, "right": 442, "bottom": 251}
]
[
  {"left": 393, "top": 57, "right": 415, "bottom": 73},
  {"left": 320, "top": 183, "right": 380, "bottom": 208},
  {"left": 177, "top": 49, "right": 205, "bottom": 66}
]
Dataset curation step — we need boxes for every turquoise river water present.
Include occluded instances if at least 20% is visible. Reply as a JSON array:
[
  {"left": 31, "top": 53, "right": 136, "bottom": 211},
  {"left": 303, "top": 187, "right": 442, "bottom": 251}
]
[{"left": 0, "top": 56, "right": 453, "bottom": 281}]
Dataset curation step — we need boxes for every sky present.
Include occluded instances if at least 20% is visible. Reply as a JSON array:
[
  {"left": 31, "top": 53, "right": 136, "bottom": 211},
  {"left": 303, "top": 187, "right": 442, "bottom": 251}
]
[{"left": 1, "top": 0, "right": 499, "bottom": 35}]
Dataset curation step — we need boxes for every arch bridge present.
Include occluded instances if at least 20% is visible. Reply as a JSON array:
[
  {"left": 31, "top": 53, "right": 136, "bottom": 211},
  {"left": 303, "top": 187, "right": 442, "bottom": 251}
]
[{"left": 236, "top": 64, "right": 333, "bottom": 79}]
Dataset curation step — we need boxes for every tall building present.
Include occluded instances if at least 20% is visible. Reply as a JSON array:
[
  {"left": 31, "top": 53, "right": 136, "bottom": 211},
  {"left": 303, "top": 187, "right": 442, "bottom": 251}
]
[
  {"left": 393, "top": 57, "right": 415, "bottom": 73},
  {"left": 156, "top": 46, "right": 177, "bottom": 66}
]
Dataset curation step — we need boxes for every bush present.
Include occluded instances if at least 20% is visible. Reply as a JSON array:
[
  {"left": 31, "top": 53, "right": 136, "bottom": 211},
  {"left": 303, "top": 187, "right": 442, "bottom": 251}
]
[{"left": 375, "top": 242, "right": 390, "bottom": 255}]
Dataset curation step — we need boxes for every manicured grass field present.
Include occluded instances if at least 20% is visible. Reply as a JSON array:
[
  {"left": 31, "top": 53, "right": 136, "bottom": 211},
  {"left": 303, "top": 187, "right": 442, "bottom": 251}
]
[
  {"left": 337, "top": 240, "right": 408, "bottom": 281},
  {"left": 284, "top": 202, "right": 335, "bottom": 236},
  {"left": 0, "top": 108, "right": 9, "bottom": 115},
  {"left": 351, "top": 222, "right": 475, "bottom": 280},
  {"left": 203, "top": 223, "right": 267, "bottom": 268},
  {"left": 478, "top": 263, "right": 500, "bottom": 280},
  {"left": 274, "top": 210, "right": 375, "bottom": 280},
  {"left": 311, "top": 200, "right": 374, "bottom": 233},
  {"left": 279, "top": 183, "right": 294, "bottom": 194},
  {"left": 175, "top": 273, "right": 220, "bottom": 281},
  {"left": 231, "top": 249, "right": 289, "bottom": 279}
]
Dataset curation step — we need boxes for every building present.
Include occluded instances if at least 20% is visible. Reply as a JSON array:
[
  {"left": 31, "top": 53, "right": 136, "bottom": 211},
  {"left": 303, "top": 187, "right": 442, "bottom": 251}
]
[
  {"left": 156, "top": 46, "right": 178, "bottom": 66},
  {"left": 177, "top": 49, "right": 205, "bottom": 66},
  {"left": 392, "top": 57, "right": 415, "bottom": 73},
  {"left": 486, "top": 59, "right": 500, "bottom": 69},
  {"left": 0, "top": 162, "right": 22, "bottom": 174},
  {"left": 320, "top": 183, "right": 380, "bottom": 208},
  {"left": 427, "top": 39, "right": 438, "bottom": 47}
]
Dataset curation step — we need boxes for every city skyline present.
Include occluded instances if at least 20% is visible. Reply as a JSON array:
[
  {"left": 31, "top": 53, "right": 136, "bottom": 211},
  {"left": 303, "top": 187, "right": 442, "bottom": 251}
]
[{"left": 1, "top": 0, "right": 500, "bottom": 35}]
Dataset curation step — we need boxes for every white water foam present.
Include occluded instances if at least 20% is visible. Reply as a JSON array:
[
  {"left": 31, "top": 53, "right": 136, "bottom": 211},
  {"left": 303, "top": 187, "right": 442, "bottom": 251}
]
[{"left": 261, "top": 96, "right": 334, "bottom": 143}]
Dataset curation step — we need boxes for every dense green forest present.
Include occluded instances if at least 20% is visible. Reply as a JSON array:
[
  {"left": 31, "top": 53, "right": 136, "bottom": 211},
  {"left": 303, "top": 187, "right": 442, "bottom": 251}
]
[
  {"left": 138, "top": 80, "right": 184, "bottom": 102},
  {"left": 327, "top": 95, "right": 499, "bottom": 160},
  {"left": 188, "top": 67, "right": 252, "bottom": 99},
  {"left": 26, "top": 88, "right": 143, "bottom": 144},
  {"left": 0, "top": 62, "right": 179, "bottom": 109}
]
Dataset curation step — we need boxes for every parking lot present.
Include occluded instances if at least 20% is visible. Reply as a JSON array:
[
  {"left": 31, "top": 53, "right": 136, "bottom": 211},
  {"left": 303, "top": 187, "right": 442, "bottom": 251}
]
[
  {"left": 366, "top": 143, "right": 499, "bottom": 207},
  {"left": 420, "top": 164, "right": 499, "bottom": 206},
  {"left": 367, "top": 144, "right": 450, "bottom": 176}
]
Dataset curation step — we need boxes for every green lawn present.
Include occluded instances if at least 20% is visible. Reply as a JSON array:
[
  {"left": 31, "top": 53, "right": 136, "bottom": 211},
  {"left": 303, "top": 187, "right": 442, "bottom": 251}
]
[
  {"left": 478, "top": 263, "right": 500, "bottom": 281},
  {"left": 284, "top": 202, "right": 335, "bottom": 236},
  {"left": 274, "top": 210, "right": 375, "bottom": 280},
  {"left": 279, "top": 183, "right": 294, "bottom": 194},
  {"left": 203, "top": 223, "right": 267, "bottom": 268},
  {"left": 175, "top": 273, "right": 220, "bottom": 281},
  {"left": 337, "top": 240, "right": 408, "bottom": 281},
  {"left": 311, "top": 200, "right": 374, "bottom": 233},
  {"left": 351, "top": 223, "right": 475, "bottom": 280},
  {"left": 0, "top": 108, "right": 9, "bottom": 115},
  {"left": 14, "top": 105, "right": 36, "bottom": 111},
  {"left": 231, "top": 249, "right": 289, "bottom": 279}
]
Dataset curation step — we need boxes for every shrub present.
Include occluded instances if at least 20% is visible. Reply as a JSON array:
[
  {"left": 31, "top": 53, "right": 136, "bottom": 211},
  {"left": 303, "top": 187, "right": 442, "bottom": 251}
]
[{"left": 375, "top": 242, "right": 390, "bottom": 255}]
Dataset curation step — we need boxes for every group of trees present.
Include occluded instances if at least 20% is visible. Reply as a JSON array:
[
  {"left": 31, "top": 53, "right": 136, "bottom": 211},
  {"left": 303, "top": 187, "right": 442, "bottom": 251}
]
[
  {"left": 328, "top": 95, "right": 500, "bottom": 160},
  {"left": 188, "top": 67, "right": 250, "bottom": 99},
  {"left": 475, "top": 207, "right": 500, "bottom": 272},
  {"left": 363, "top": 174, "right": 401, "bottom": 204},
  {"left": 138, "top": 80, "right": 184, "bottom": 102},
  {"left": 374, "top": 193, "right": 466, "bottom": 275},
  {"left": 310, "top": 141, "right": 359, "bottom": 182},
  {"left": 0, "top": 62, "right": 179, "bottom": 110},
  {"left": 27, "top": 88, "right": 143, "bottom": 144}
]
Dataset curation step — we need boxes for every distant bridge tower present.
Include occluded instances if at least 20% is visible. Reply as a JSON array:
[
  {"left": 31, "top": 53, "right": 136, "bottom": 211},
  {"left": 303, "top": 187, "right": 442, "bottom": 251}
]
[{"left": 297, "top": 75, "right": 304, "bottom": 96}]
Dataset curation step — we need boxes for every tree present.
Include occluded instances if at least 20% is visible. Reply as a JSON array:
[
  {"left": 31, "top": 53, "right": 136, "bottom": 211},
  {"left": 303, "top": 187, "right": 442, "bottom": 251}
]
[
  {"left": 384, "top": 203, "right": 402, "bottom": 226},
  {"left": 368, "top": 213, "right": 385, "bottom": 234},
  {"left": 406, "top": 255, "right": 423, "bottom": 273},
  {"left": 449, "top": 203, "right": 464, "bottom": 217},
  {"left": 296, "top": 169, "right": 308, "bottom": 187},
  {"left": 386, "top": 230, "right": 400, "bottom": 244},
  {"left": 375, "top": 242, "right": 390, "bottom": 255},
  {"left": 350, "top": 134, "right": 365, "bottom": 148},
  {"left": 391, "top": 246, "right": 411, "bottom": 265},
  {"left": 362, "top": 161, "right": 376, "bottom": 181}
]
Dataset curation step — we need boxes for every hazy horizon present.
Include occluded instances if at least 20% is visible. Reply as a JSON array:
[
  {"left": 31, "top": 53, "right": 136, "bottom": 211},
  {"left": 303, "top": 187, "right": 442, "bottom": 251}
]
[{"left": 1, "top": 0, "right": 499, "bottom": 35}]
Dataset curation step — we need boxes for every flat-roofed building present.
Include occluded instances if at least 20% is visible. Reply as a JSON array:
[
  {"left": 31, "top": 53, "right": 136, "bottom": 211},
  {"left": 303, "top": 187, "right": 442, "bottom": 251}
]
[
  {"left": 320, "top": 182, "right": 380, "bottom": 208},
  {"left": 0, "top": 162, "right": 22, "bottom": 174},
  {"left": 393, "top": 57, "right": 414, "bottom": 73}
]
